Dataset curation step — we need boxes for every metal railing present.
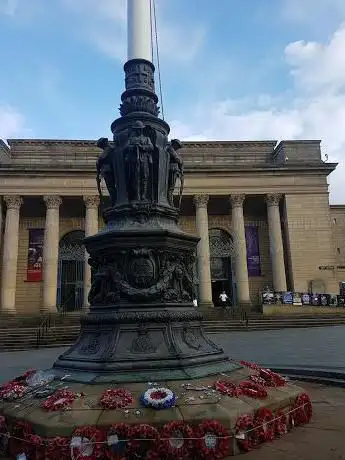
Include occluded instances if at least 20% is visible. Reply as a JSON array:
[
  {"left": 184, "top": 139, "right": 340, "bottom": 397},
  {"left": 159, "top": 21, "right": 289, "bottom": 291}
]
[{"left": 35, "top": 292, "right": 80, "bottom": 348}]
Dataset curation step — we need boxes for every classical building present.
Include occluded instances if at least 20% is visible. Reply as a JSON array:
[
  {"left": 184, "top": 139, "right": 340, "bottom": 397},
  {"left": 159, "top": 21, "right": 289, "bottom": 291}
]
[{"left": 0, "top": 137, "right": 344, "bottom": 314}]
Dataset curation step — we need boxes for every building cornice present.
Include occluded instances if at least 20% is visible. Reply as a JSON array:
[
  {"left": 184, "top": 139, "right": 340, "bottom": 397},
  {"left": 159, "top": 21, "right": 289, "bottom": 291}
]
[
  {"left": 0, "top": 162, "right": 337, "bottom": 176},
  {"left": 7, "top": 138, "right": 278, "bottom": 149}
]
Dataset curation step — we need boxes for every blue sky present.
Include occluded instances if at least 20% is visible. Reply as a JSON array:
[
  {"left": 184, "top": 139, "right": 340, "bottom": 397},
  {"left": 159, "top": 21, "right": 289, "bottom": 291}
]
[{"left": 1, "top": 0, "right": 345, "bottom": 202}]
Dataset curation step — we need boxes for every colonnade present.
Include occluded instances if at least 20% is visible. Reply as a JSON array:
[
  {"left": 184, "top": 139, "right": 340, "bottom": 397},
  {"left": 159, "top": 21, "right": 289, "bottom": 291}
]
[{"left": 0, "top": 193, "right": 287, "bottom": 312}]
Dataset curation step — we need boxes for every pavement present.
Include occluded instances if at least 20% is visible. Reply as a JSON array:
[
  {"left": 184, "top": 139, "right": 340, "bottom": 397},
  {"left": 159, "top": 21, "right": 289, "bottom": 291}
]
[{"left": 1, "top": 325, "right": 345, "bottom": 384}]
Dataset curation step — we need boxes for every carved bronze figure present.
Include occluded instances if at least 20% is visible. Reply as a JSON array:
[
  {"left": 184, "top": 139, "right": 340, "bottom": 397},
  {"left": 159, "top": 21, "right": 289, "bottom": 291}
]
[
  {"left": 167, "top": 139, "right": 183, "bottom": 207},
  {"left": 96, "top": 137, "right": 117, "bottom": 207},
  {"left": 124, "top": 121, "right": 154, "bottom": 201}
]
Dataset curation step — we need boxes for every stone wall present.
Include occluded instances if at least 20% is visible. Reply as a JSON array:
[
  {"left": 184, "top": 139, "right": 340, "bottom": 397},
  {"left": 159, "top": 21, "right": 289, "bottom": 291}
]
[
  {"left": 330, "top": 206, "right": 345, "bottom": 287},
  {"left": 283, "top": 194, "right": 338, "bottom": 293}
]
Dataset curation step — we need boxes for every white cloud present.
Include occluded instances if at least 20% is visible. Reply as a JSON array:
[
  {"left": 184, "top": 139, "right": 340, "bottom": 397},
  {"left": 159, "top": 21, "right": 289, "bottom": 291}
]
[
  {"left": 170, "top": 22, "right": 345, "bottom": 204},
  {"left": 285, "top": 24, "right": 345, "bottom": 92},
  {"left": 0, "top": 106, "right": 27, "bottom": 139},
  {"left": 62, "top": 0, "right": 205, "bottom": 64}
]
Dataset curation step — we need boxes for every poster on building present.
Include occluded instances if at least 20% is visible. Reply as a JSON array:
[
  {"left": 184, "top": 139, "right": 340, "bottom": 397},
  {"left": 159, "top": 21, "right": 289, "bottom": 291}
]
[
  {"left": 27, "top": 229, "right": 44, "bottom": 282},
  {"left": 245, "top": 226, "right": 261, "bottom": 276}
]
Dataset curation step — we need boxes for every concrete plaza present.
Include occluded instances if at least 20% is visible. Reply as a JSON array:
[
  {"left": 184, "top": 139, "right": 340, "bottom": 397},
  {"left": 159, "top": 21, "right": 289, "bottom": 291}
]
[{"left": 1, "top": 325, "right": 345, "bottom": 384}]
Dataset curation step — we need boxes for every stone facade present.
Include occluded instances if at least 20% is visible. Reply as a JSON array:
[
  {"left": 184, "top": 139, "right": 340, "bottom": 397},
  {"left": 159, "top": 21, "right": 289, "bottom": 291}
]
[{"left": 0, "top": 138, "right": 343, "bottom": 314}]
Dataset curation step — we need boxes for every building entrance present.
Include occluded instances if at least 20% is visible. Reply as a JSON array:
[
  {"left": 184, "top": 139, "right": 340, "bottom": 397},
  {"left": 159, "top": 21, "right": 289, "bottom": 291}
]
[
  {"left": 57, "top": 230, "right": 85, "bottom": 312},
  {"left": 209, "top": 228, "right": 235, "bottom": 306}
]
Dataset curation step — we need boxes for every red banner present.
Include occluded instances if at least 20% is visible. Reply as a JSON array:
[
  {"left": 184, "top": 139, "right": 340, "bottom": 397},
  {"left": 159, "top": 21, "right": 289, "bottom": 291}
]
[{"left": 27, "top": 229, "right": 44, "bottom": 282}]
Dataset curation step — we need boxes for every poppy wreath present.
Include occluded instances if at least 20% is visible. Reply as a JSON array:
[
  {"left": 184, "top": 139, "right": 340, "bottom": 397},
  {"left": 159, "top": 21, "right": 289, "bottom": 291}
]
[
  {"left": 0, "top": 381, "right": 27, "bottom": 401},
  {"left": 158, "top": 420, "right": 194, "bottom": 459},
  {"left": 249, "top": 375, "right": 267, "bottom": 387},
  {"left": 213, "top": 380, "right": 242, "bottom": 397},
  {"left": 105, "top": 423, "right": 131, "bottom": 459},
  {"left": 71, "top": 426, "right": 105, "bottom": 460},
  {"left": 292, "top": 393, "right": 312, "bottom": 426},
  {"left": 42, "top": 389, "right": 76, "bottom": 411},
  {"left": 24, "top": 433, "right": 45, "bottom": 460},
  {"left": 274, "top": 409, "right": 288, "bottom": 437},
  {"left": 44, "top": 436, "right": 70, "bottom": 460},
  {"left": 234, "top": 414, "right": 256, "bottom": 452},
  {"left": 126, "top": 424, "right": 159, "bottom": 459},
  {"left": 239, "top": 360, "right": 260, "bottom": 371},
  {"left": 195, "top": 420, "right": 230, "bottom": 460},
  {"left": 238, "top": 380, "right": 268, "bottom": 399},
  {"left": 100, "top": 388, "right": 134, "bottom": 410},
  {"left": 8, "top": 420, "right": 32, "bottom": 458},
  {"left": 254, "top": 407, "right": 275, "bottom": 443},
  {"left": 257, "top": 368, "right": 287, "bottom": 388}
]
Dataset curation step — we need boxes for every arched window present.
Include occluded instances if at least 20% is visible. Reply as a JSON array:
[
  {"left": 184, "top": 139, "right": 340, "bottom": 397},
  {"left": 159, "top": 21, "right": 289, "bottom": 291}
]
[
  {"left": 209, "top": 228, "right": 233, "bottom": 258},
  {"left": 57, "top": 230, "right": 85, "bottom": 311}
]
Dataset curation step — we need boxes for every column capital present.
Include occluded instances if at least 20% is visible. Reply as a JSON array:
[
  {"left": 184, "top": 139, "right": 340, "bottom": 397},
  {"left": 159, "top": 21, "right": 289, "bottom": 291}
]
[
  {"left": 229, "top": 194, "right": 245, "bottom": 208},
  {"left": 265, "top": 193, "right": 282, "bottom": 207},
  {"left": 4, "top": 195, "right": 23, "bottom": 210},
  {"left": 44, "top": 195, "right": 62, "bottom": 209},
  {"left": 83, "top": 195, "right": 100, "bottom": 209},
  {"left": 193, "top": 194, "right": 209, "bottom": 209}
]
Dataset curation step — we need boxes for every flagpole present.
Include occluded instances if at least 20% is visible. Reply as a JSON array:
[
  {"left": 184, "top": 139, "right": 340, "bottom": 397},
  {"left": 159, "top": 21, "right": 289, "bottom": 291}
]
[{"left": 127, "top": 0, "right": 152, "bottom": 62}]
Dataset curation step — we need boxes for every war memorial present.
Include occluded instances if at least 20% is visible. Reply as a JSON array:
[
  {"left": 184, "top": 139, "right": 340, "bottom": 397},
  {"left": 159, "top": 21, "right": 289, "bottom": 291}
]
[{"left": 0, "top": 0, "right": 317, "bottom": 457}]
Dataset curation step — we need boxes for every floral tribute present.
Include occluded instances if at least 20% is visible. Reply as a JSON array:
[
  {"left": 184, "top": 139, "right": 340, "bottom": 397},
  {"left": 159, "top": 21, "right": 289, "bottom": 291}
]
[
  {"left": 105, "top": 423, "right": 131, "bottom": 459},
  {"left": 126, "top": 424, "right": 159, "bottom": 459},
  {"left": 0, "top": 369, "right": 36, "bottom": 402},
  {"left": 71, "top": 426, "right": 105, "bottom": 459},
  {"left": 290, "top": 392, "right": 313, "bottom": 426},
  {"left": 195, "top": 420, "right": 230, "bottom": 459},
  {"left": 100, "top": 388, "right": 134, "bottom": 410},
  {"left": 141, "top": 387, "right": 176, "bottom": 410},
  {"left": 158, "top": 420, "right": 194, "bottom": 459},
  {"left": 42, "top": 389, "right": 76, "bottom": 411},
  {"left": 0, "top": 404, "right": 313, "bottom": 460},
  {"left": 214, "top": 361, "right": 288, "bottom": 400}
]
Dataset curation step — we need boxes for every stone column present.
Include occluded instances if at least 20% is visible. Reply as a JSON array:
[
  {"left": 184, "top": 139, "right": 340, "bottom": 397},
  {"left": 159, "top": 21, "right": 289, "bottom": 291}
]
[
  {"left": 1, "top": 195, "right": 23, "bottom": 313},
  {"left": 83, "top": 195, "right": 99, "bottom": 307},
  {"left": 43, "top": 195, "right": 62, "bottom": 311},
  {"left": 230, "top": 194, "right": 251, "bottom": 307},
  {"left": 265, "top": 193, "right": 287, "bottom": 292},
  {"left": 193, "top": 194, "right": 213, "bottom": 307}
]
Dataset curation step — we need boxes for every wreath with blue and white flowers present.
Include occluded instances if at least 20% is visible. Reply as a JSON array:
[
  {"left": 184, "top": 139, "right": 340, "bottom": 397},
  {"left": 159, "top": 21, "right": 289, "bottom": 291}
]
[{"left": 140, "top": 387, "right": 176, "bottom": 410}]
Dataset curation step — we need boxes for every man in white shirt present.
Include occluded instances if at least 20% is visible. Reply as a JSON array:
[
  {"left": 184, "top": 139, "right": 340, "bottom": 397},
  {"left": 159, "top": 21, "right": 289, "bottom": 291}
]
[{"left": 219, "top": 290, "right": 228, "bottom": 307}]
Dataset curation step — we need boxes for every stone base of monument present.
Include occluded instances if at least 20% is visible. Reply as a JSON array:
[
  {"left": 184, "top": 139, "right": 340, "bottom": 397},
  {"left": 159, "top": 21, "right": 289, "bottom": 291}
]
[{"left": 0, "top": 362, "right": 312, "bottom": 459}]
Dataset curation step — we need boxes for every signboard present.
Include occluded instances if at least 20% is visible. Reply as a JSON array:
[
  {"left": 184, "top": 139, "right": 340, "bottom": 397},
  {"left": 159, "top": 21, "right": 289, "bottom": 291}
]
[
  {"left": 27, "top": 229, "right": 44, "bottom": 282},
  {"left": 245, "top": 226, "right": 261, "bottom": 277}
]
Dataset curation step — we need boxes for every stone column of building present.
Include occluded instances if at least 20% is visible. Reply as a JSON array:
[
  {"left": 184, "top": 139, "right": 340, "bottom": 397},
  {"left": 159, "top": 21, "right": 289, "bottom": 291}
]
[
  {"left": 42, "top": 195, "right": 62, "bottom": 311},
  {"left": 1, "top": 195, "right": 23, "bottom": 313},
  {"left": 193, "top": 194, "right": 213, "bottom": 308},
  {"left": 230, "top": 194, "right": 251, "bottom": 307},
  {"left": 0, "top": 197, "right": 3, "bottom": 251},
  {"left": 83, "top": 195, "right": 100, "bottom": 307},
  {"left": 265, "top": 193, "right": 287, "bottom": 292}
]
